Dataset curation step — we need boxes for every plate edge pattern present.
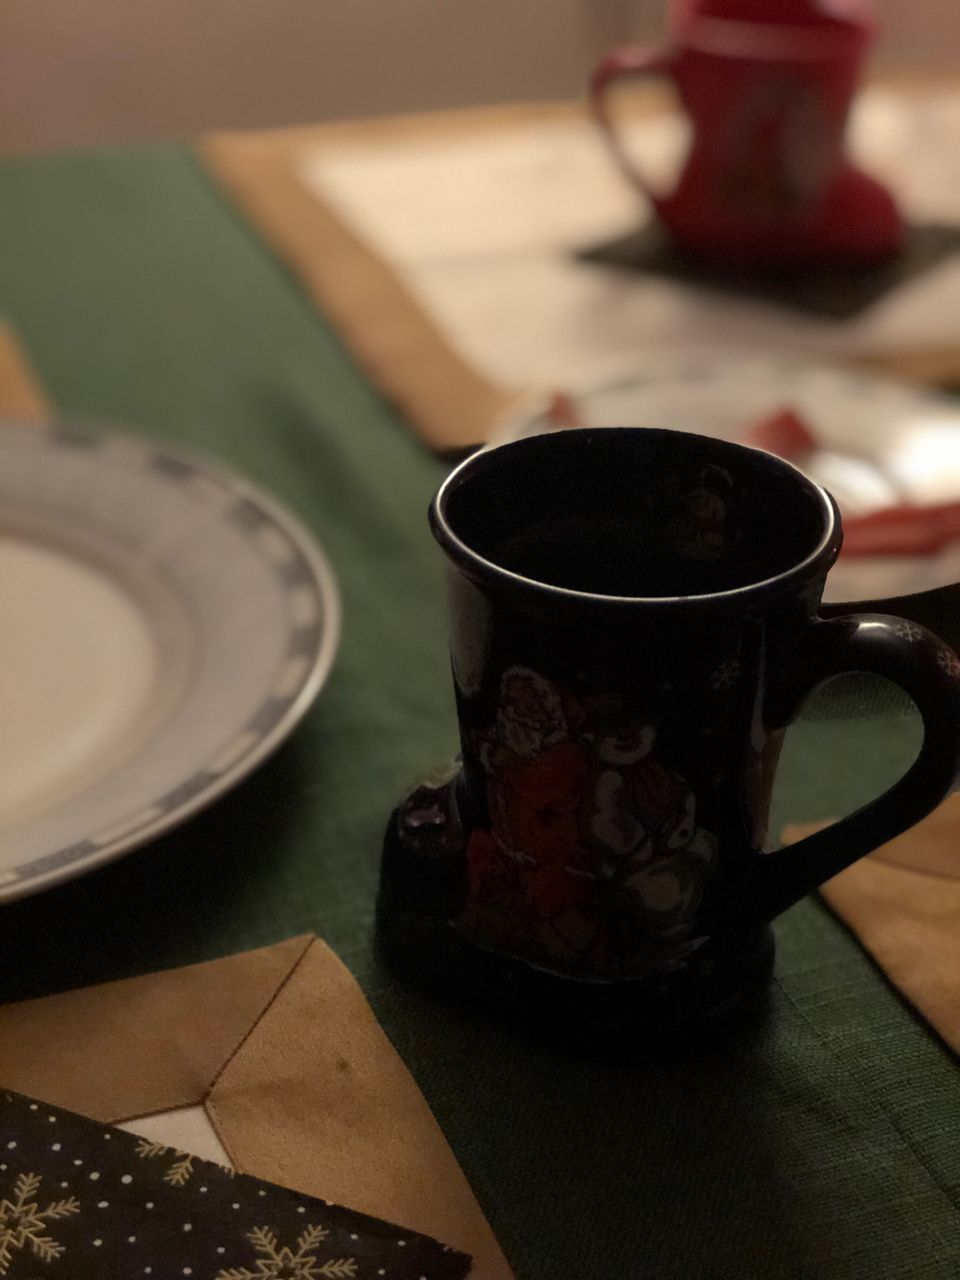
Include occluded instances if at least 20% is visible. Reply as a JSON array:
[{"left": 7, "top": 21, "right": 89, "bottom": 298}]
[{"left": 0, "top": 424, "right": 340, "bottom": 896}]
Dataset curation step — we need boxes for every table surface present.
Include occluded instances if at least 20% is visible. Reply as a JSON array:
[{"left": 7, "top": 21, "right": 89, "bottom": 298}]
[{"left": 0, "top": 140, "right": 957, "bottom": 1279}]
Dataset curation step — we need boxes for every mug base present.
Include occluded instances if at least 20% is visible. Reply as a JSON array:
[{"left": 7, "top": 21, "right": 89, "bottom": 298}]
[{"left": 377, "top": 781, "right": 775, "bottom": 1047}]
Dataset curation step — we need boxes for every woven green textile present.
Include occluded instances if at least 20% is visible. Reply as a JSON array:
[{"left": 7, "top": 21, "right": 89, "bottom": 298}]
[{"left": 0, "top": 144, "right": 956, "bottom": 1279}]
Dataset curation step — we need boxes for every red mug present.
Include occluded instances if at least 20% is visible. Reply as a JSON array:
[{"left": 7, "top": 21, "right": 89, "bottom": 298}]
[{"left": 590, "top": 0, "right": 903, "bottom": 263}]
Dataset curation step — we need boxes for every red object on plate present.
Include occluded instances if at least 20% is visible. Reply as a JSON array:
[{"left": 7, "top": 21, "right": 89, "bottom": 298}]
[
  {"left": 742, "top": 407, "right": 818, "bottom": 460},
  {"left": 545, "top": 391, "right": 585, "bottom": 429},
  {"left": 590, "top": 0, "right": 903, "bottom": 263},
  {"left": 841, "top": 502, "right": 960, "bottom": 558},
  {"left": 740, "top": 405, "right": 960, "bottom": 558}
]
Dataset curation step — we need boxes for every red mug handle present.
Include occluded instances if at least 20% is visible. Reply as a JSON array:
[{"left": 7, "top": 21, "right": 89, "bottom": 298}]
[{"left": 589, "top": 46, "right": 677, "bottom": 205}]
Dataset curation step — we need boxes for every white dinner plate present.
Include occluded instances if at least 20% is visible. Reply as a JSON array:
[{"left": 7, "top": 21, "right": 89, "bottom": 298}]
[
  {"left": 0, "top": 422, "right": 339, "bottom": 902},
  {"left": 496, "top": 351, "right": 960, "bottom": 605}
]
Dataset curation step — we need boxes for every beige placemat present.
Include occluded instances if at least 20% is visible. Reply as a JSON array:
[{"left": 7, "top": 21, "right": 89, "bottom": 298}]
[
  {"left": 783, "top": 791, "right": 960, "bottom": 1056},
  {"left": 200, "top": 79, "right": 960, "bottom": 453},
  {"left": 201, "top": 121, "right": 520, "bottom": 453},
  {"left": 0, "top": 320, "right": 51, "bottom": 421}
]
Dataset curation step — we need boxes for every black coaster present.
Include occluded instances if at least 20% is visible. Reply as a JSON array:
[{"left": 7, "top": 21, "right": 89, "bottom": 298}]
[
  {"left": 576, "top": 221, "right": 960, "bottom": 320},
  {"left": 0, "top": 1090, "right": 470, "bottom": 1279}
]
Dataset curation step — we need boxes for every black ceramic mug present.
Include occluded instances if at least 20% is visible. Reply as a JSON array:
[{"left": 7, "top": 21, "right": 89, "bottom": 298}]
[{"left": 379, "top": 428, "right": 960, "bottom": 1033}]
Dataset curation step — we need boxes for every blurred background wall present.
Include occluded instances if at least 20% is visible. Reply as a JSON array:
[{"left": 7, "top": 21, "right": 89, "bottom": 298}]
[{"left": 0, "top": 0, "right": 955, "bottom": 153}]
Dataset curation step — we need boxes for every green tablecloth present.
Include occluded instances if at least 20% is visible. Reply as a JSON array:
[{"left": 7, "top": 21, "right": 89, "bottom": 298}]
[{"left": 0, "top": 144, "right": 957, "bottom": 1279}]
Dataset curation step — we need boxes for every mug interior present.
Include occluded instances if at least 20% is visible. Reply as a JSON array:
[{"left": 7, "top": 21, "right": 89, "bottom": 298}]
[{"left": 436, "top": 428, "right": 833, "bottom": 600}]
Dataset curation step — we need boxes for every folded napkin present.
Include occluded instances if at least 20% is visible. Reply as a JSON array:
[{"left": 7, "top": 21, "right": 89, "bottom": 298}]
[
  {"left": 783, "top": 792, "right": 960, "bottom": 1055},
  {"left": 0, "top": 1087, "right": 471, "bottom": 1278},
  {"left": 0, "top": 935, "right": 513, "bottom": 1279}
]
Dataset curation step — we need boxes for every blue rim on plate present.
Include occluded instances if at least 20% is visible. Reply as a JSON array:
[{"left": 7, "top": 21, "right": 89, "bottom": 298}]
[{"left": 0, "top": 421, "right": 340, "bottom": 901}]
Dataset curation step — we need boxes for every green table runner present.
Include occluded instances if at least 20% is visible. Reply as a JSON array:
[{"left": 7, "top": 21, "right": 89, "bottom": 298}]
[{"left": 0, "top": 144, "right": 956, "bottom": 1278}]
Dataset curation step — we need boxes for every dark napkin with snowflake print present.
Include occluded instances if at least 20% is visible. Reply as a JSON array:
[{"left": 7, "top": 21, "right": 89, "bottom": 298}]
[{"left": 0, "top": 1089, "right": 471, "bottom": 1279}]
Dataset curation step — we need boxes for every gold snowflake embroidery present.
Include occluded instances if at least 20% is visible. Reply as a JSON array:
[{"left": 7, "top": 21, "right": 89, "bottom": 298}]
[
  {"left": 216, "top": 1224, "right": 357, "bottom": 1279},
  {"left": 0, "top": 1171, "right": 80, "bottom": 1275},
  {"left": 936, "top": 647, "right": 960, "bottom": 678},
  {"left": 134, "top": 1139, "right": 197, "bottom": 1187}
]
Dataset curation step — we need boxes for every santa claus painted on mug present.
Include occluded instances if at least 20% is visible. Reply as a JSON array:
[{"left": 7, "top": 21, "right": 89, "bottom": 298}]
[{"left": 462, "top": 666, "right": 717, "bottom": 974}]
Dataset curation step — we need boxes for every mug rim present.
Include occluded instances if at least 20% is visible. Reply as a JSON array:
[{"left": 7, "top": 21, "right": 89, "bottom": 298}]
[{"left": 430, "top": 427, "right": 841, "bottom": 610}]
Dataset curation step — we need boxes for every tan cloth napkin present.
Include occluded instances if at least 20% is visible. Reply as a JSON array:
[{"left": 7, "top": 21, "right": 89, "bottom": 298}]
[
  {"left": 0, "top": 320, "right": 51, "bottom": 421},
  {"left": 0, "top": 935, "right": 513, "bottom": 1279},
  {"left": 783, "top": 792, "right": 960, "bottom": 1055}
]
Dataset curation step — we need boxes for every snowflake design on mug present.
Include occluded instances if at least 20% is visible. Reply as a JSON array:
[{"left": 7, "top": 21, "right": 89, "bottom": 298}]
[{"left": 710, "top": 659, "right": 740, "bottom": 691}]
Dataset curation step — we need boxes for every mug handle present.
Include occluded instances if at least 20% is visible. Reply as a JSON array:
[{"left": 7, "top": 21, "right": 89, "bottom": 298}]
[
  {"left": 589, "top": 46, "right": 677, "bottom": 204},
  {"left": 727, "top": 613, "right": 960, "bottom": 933}
]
